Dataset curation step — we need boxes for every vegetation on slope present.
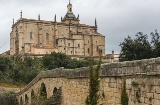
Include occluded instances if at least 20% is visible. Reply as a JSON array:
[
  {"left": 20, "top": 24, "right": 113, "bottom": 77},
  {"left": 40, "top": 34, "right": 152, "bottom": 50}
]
[
  {"left": 0, "top": 91, "right": 18, "bottom": 105},
  {"left": 0, "top": 52, "right": 98, "bottom": 85}
]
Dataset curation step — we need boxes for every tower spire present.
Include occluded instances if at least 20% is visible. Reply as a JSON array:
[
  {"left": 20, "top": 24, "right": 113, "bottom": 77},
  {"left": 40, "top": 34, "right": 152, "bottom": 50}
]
[
  {"left": 38, "top": 14, "right": 40, "bottom": 20},
  {"left": 69, "top": 0, "right": 71, "bottom": 4},
  {"left": 13, "top": 18, "right": 14, "bottom": 25},
  {"left": 95, "top": 18, "right": 97, "bottom": 27},
  {"left": 61, "top": 16, "right": 63, "bottom": 22},
  {"left": 95, "top": 18, "right": 97, "bottom": 32},
  {"left": 77, "top": 14, "right": 79, "bottom": 19},
  {"left": 20, "top": 10, "right": 22, "bottom": 18},
  {"left": 54, "top": 14, "right": 57, "bottom": 22}
]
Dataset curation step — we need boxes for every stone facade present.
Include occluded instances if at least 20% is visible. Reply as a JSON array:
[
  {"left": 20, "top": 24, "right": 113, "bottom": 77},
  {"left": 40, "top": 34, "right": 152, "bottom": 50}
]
[
  {"left": 10, "top": 2, "right": 105, "bottom": 57},
  {"left": 17, "top": 57, "right": 160, "bottom": 105}
]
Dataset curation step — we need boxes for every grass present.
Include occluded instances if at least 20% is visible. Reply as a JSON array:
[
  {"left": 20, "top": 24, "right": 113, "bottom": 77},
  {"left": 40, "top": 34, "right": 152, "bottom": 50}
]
[{"left": 0, "top": 82, "right": 26, "bottom": 88}]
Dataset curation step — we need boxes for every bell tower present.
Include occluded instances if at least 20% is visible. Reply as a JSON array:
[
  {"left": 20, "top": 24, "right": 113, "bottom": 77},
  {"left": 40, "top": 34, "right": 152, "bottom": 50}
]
[
  {"left": 62, "top": 0, "right": 79, "bottom": 23},
  {"left": 67, "top": 0, "right": 72, "bottom": 13}
]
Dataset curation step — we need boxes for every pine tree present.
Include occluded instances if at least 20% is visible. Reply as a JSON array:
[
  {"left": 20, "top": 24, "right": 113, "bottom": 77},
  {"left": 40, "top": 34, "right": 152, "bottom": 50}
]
[
  {"left": 85, "top": 57, "right": 101, "bottom": 105},
  {"left": 121, "top": 78, "right": 129, "bottom": 105}
]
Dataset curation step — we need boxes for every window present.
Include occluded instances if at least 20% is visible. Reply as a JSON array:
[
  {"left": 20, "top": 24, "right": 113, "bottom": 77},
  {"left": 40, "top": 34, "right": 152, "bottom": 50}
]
[
  {"left": 68, "top": 43, "right": 70, "bottom": 46},
  {"left": 88, "top": 48, "right": 90, "bottom": 54},
  {"left": 71, "top": 51, "right": 73, "bottom": 54},
  {"left": 97, "top": 46, "right": 99, "bottom": 52},
  {"left": 46, "top": 33, "right": 49, "bottom": 40},
  {"left": 78, "top": 44, "right": 80, "bottom": 47},
  {"left": 99, "top": 49, "right": 102, "bottom": 54},
  {"left": 30, "top": 32, "right": 32, "bottom": 39},
  {"left": 70, "top": 8, "right": 72, "bottom": 12},
  {"left": 56, "top": 39, "right": 58, "bottom": 44}
]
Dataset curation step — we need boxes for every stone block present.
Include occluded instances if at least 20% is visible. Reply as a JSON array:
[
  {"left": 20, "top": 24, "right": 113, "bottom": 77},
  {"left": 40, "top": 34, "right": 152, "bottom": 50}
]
[
  {"left": 110, "top": 78, "right": 116, "bottom": 83},
  {"left": 126, "top": 78, "right": 132, "bottom": 85},
  {"left": 147, "top": 93, "right": 154, "bottom": 99},
  {"left": 153, "top": 99, "right": 160, "bottom": 105},
  {"left": 141, "top": 91, "right": 147, "bottom": 98},
  {"left": 113, "top": 83, "right": 117, "bottom": 88},
  {"left": 117, "top": 83, "right": 122, "bottom": 88},
  {"left": 154, "top": 93, "right": 159, "bottom": 100},
  {"left": 104, "top": 78, "right": 110, "bottom": 83},
  {"left": 156, "top": 86, "right": 160, "bottom": 94},
  {"left": 126, "top": 84, "right": 132, "bottom": 90}
]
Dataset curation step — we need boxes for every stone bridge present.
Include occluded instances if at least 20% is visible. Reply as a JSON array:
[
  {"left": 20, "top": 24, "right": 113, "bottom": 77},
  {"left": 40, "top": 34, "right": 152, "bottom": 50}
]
[{"left": 17, "top": 57, "right": 160, "bottom": 105}]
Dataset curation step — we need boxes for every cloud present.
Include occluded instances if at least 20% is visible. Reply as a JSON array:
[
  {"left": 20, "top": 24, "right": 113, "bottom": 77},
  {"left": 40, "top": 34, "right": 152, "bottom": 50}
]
[{"left": 0, "top": 0, "right": 160, "bottom": 54}]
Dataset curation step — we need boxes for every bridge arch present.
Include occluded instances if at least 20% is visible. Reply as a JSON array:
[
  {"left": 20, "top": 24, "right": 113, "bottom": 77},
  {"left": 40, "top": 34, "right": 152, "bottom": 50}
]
[
  {"left": 20, "top": 97, "right": 23, "bottom": 105},
  {"left": 39, "top": 82, "right": 47, "bottom": 101},
  {"left": 25, "top": 94, "right": 29, "bottom": 105},
  {"left": 53, "top": 87, "right": 58, "bottom": 95},
  {"left": 31, "top": 89, "right": 36, "bottom": 104}
]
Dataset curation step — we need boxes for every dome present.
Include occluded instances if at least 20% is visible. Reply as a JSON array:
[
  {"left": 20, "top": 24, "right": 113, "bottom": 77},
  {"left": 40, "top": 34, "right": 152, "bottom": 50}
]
[{"left": 64, "top": 12, "right": 76, "bottom": 19}]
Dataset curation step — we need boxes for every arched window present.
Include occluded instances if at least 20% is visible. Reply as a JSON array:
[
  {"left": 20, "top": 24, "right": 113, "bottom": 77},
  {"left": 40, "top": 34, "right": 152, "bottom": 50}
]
[
  {"left": 46, "top": 33, "right": 49, "bottom": 40},
  {"left": 30, "top": 32, "right": 33, "bottom": 39},
  {"left": 88, "top": 48, "right": 90, "bottom": 54}
]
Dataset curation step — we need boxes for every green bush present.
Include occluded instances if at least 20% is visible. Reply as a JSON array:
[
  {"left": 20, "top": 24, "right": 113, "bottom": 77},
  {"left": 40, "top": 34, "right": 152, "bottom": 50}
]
[
  {"left": 0, "top": 92, "right": 18, "bottom": 105},
  {"left": 43, "top": 52, "right": 98, "bottom": 70}
]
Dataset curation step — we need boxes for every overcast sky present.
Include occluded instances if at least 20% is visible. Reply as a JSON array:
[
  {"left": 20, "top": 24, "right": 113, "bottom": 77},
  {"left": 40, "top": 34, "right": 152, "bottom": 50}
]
[{"left": 1, "top": 0, "right": 160, "bottom": 54}]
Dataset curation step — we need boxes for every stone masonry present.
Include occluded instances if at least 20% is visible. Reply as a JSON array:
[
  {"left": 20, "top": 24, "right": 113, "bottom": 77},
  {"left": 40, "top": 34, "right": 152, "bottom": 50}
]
[{"left": 17, "top": 57, "right": 160, "bottom": 105}]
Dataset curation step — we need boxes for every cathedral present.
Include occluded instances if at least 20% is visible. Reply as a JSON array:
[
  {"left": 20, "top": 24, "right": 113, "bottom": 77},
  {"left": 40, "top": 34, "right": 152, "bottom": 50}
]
[{"left": 10, "top": 2, "right": 105, "bottom": 57}]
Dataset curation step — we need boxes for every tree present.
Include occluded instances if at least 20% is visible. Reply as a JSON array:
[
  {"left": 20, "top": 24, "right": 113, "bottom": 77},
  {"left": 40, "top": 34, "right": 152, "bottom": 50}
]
[
  {"left": 151, "top": 29, "right": 160, "bottom": 57},
  {"left": 0, "top": 56, "right": 12, "bottom": 71},
  {"left": 43, "top": 52, "right": 70, "bottom": 69},
  {"left": 119, "top": 32, "right": 152, "bottom": 61},
  {"left": 121, "top": 78, "right": 129, "bottom": 105},
  {"left": 119, "top": 36, "right": 134, "bottom": 61},
  {"left": 85, "top": 57, "right": 101, "bottom": 105},
  {"left": 43, "top": 52, "right": 98, "bottom": 70}
]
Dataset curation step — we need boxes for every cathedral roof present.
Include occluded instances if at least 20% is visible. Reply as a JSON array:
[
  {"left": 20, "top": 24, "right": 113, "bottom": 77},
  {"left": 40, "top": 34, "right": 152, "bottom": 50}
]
[{"left": 64, "top": 12, "right": 76, "bottom": 19}]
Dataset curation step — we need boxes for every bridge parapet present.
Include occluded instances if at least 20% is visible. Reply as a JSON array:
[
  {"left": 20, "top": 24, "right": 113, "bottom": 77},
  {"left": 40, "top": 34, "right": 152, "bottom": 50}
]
[
  {"left": 17, "top": 57, "right": 160, "bottom": 105},
  {"left": 18, "top": 57, "right": 160, "bottom": 95}
]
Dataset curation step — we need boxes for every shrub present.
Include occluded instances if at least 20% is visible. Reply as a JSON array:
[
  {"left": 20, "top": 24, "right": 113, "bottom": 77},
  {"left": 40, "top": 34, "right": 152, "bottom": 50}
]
[{"left": 0, "top": 92, "right": 18, "bottom": 105}]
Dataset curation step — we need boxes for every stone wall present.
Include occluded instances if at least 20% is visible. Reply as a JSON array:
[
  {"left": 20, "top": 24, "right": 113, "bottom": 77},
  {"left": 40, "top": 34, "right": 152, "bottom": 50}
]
[{"left": 17, "top": 57, "right": 160, "bottom": 105}]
